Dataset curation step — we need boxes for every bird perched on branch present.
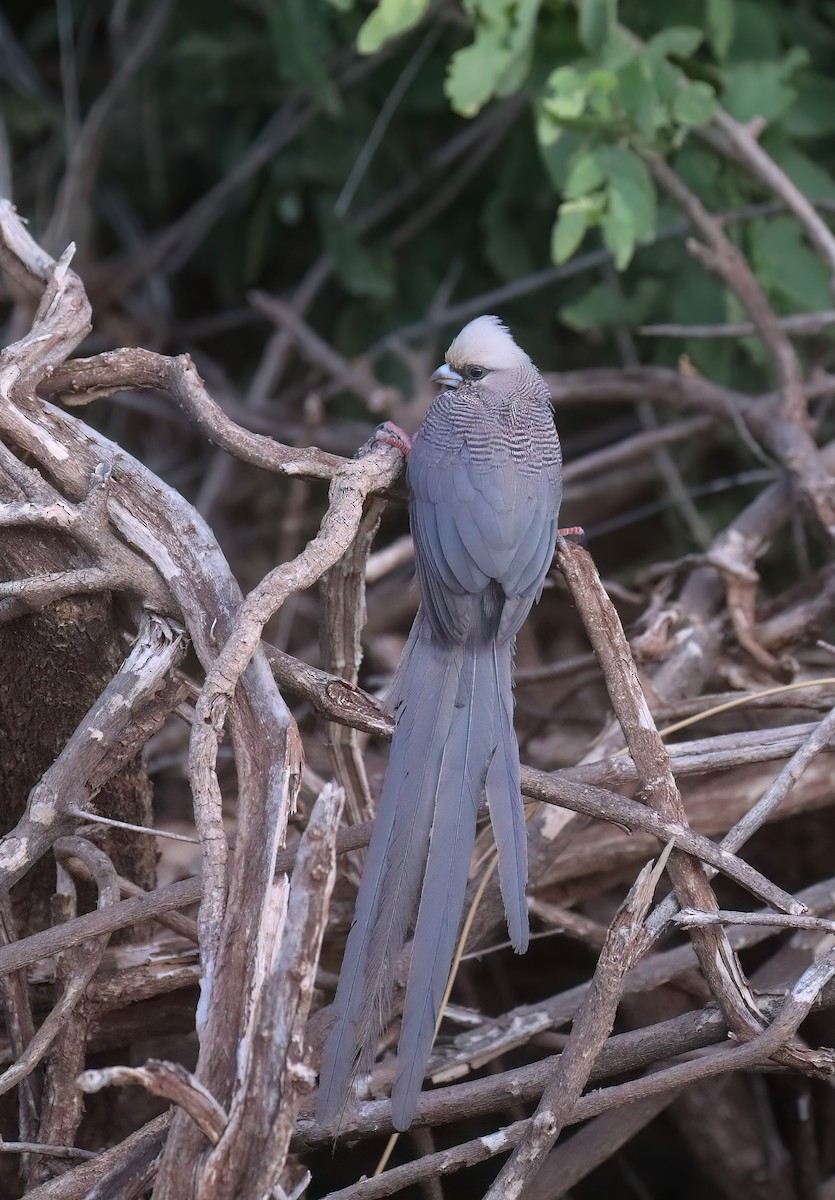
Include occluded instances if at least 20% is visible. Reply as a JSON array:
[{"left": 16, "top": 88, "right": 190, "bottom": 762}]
[{"left": 316, "top": 315, "right": 563, "bottom": 1131}]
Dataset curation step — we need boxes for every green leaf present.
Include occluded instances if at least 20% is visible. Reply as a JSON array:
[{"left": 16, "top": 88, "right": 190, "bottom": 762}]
[
  {"left": 673, "top": 81, "right": 718, "bottom": 127},
  {"left": 552, "top": 208, "right": 591, "bottom": 264},
  {"left": 536, "top": 109, "right": 564, "bottom": 148},
  {"left": 494, "top": 0, "right": 543, "bottom": 98},
  {"left": 564, "top": 149, "right": 605, "bottom": 199},
  {"left": 578, "top": 0, "right": 616, "bottom": 53},
  {"left": 617, "top": 54, "right": 662, "bottom": 137},
  {"left": 560, "top": 278, "right": 659, "bottom": 331},
  {"left": 538, "top": 128, "right": 587, "bottom": 188},
  {"left": 541, "top": 65, "right": 589, "bottom": 120},
  {"left": 761, "top": 134, "right": 835, "bottom": 202},
  {"left": 446, "top": 30, "right": 511, "bottom": 116},
  {"left": 602, "top": 189, "right": 638, "bottom": 268},
  {"left": 722, "top": 52, "right": 808, "bottom": 124},
  {"left": 647, "top": 27, "right": 704, "bottom": 60},
  {"left": 599, "top": 26, "right": 635, "bottom": 71},
  {"left": 356, "top": 0, "right": 431, "bottom": 55},
  {"left": 446, "top": 0, "right": 542, "bottom": 115},
  {"left": 597, "top": 144, "right": 657, "bottom": 240},
  {"left": 749, "top": 217, "right": 832, "bottom": 312},
  {"left": 551, "top": 196, "right": 600, "bottom": 263},
  {"left": 783, "top": 72, "right": 835, "bottom": 139},
  {"left": 585, "top": 69, "right": 619, "bottom": 118},
  {"left": 706, "top": 0, "right": 734, "bottom": 60}
]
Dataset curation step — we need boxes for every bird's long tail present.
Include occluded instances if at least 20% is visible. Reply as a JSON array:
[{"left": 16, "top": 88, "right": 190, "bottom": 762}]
[
  {"left": 316, "top": 620, "right": 527, "bottom": 1130},
  {"left": 485, "top": 636, "right": 529, "bottom": 954}
]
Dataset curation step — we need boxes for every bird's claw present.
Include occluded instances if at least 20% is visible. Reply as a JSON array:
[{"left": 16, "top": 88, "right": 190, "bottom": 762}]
[
  {"left": 375, "top": 421, "right": 412, "bottom": 458},
  {"left": 557, "top": 525, "right": 585, "bottom": 544}
]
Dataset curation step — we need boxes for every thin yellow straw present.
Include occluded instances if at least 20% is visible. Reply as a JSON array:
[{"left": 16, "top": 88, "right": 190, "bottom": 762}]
[{"left": 655, "top": 676, "right": 835, "bottom": 740}]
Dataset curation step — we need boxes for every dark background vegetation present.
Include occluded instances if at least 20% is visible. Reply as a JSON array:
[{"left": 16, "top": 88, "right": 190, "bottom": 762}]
[{"left": 3, "top": 1, "right": 835, "bottom": 1197}]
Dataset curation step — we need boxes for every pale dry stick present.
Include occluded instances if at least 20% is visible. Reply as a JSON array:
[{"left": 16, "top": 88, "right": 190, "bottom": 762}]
[
  {"left": 484, "top": 848, "right": 672, "bottom": 1200},
  {"left": 302, "top": 871, "right": 835, "bottom": 1149},
  {"left": 418, "top": 874, "right": 835, "bottom": 1100},
  {"left": 554, "top": 538, "right": 813, "bottom": 1069},
  {"left": 365, "top": 533, "right": 415, "bottom": 583},
  {"left": 0, "top": 1141, "right": 95, "bottom": 1162},
  {"left": 523, "top": 1094, "right": 677, "bottom": 1200},
  {"left": 78, "top": 1061, "right": 228, "bottom": 1146},
  {"left": 42, "top": 347, "right": 347, "bottom": 481},
  {"left": 0, "top": 614, "right": 186, "bottom": 891},
  {"left": 640, "top": 311, "right": 835, "bottom": 339},
  {"left": 199, "top": 783, "right": 344, "bottom": 1198},
  {"left": 710, "top": 110, "right": 835, "bottom": 292},
  {"left": 187, "top": 433, "right": 405, "bottom": 977},
  {"left": 0, "top": 204, "right": 304, "bottom": 1194},
  {"left": 72, "top": 810, "right": 200, "bottom": 845},
  {"left": 0, "top": 897, "right": 38, "bottom": 1142},
  {"left": 23, "top": 1112, "right": 172, "bottom": 1200},
  {"left": 319, "top": 950, "right": 835, "bottom": 1199},
  {"left": 722, "top": 700, "right": 835, "bottom": 856},
  {"left": 29, "top": 854, "right": 95, "bottom": 1188},
  {"left": 0, "top": 838, "right": 118, "bottom": 1102},
  {"left": 0, "top": 473, "right": 172, "bottom": 617},
  {"left": 648, "top": 155, "right": 835, "bottom": 536},
  {"left": 266, "top": 619, "right": 835, "bottom": 777},
  {"left": 321, "top": 502, "right": 387, "bottom": 826},
  {"left": 648, "top": 701, "right": 835, "bottom": 938},
  {"left": 0, "top": 757, "right": 799, "bottom": 993},
  {"left": 676, "top": 910, "right": 835, "bottom": 935}
]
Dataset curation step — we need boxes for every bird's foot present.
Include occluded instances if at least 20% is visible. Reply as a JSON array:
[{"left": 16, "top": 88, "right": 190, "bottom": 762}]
[
  {"left": 557, "top": 525, "right": 585, "bottom": 543},
  {"left": 375, "top": 421, "right": 412, "bottom": 458}
]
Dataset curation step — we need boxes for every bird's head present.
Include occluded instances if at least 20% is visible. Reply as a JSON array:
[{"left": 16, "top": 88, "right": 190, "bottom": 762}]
[{"left": 431, "top": 314, "right": 532, "bottom": 391}]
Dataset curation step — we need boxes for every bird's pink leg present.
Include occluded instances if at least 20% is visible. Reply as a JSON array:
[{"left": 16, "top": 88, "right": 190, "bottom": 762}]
[
  {"left": 375, "top": 421, "right": 412, "bottom": 458},
  {"left": 557, "top": 525, "right": 585, "bottom": 541}
]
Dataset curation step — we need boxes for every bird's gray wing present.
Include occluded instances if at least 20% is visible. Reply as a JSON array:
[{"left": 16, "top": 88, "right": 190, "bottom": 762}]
[{"left": 409, "top": 428, "right": 561, "bottom": 638}]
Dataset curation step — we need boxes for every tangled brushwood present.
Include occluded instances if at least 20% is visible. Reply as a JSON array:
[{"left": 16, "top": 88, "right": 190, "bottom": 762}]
[
  {"left": 1, "top": 180, "right": 835, "bottom": 1195},
  {"left": 3, "top": 5, "right": 835, "bottom": 1192}
]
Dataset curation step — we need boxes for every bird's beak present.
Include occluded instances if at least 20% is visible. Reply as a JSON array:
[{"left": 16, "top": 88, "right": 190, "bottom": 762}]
[{"left": 431, "top": 363, "right": 462, "bottom": 389}]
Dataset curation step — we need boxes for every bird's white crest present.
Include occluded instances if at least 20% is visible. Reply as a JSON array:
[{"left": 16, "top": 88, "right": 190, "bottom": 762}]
[{"left": 446, "top": 314, "right": 530, "bottom": 373}]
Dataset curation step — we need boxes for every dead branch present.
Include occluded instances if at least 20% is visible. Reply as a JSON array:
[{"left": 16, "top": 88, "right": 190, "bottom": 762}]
[
  {"left": 78, "top": 1061, "right": 228, "bottom": 1145},
  {"left": 484, "top": 850, "right": 670, "bottom": 1198},
  {"left": 647, "top": 155, "right": 835, "bottom": 539}
]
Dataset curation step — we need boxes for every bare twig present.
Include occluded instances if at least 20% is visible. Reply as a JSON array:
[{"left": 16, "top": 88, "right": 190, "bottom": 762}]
[
  {"left": 710, "top": 110, "right": 835, "bottom": 291},
  {"left": 484, "top": 850, "right": 671, "bottom": 1199},
  {"left": 199, "top": 783, "right": 344, "bottom": 1197},
  {"left": 0, "top": 615, "right": 186, "bottom": 890},
  {"left": 647, "top": 155, "right": 835, "bottom": 540},
  {"left": 640, "top": 311, "right": 835, "bottom": 339},
  {"left": 78, "top": 1061, "right": 228, "bottom": 1145}
]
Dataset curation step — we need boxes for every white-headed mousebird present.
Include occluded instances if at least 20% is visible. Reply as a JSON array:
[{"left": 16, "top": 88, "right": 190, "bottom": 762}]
[{"left": 316, "top": 315, "right": 564, "bottom": 1131}]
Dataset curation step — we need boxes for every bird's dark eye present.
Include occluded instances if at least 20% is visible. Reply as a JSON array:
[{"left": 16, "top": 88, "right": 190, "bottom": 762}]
[{"left": 467, "top": 366, "right": 485, "bottom": 380}]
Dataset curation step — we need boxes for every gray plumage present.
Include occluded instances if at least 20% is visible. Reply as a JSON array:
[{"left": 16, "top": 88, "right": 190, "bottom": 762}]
[{"left": 316, "top": 315, "right": 563, "bottom": 1131}]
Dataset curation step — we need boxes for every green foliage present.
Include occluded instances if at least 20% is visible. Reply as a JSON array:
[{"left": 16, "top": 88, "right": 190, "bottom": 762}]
[
  {"left": 445, "top": 0, "right": 543, "bottom": 116},
  {"left": 356, "top": 0, "right": 431, "bottom": 55},
  {"left": 5, "top": 0, "right": 835, "bottom": 409}
]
